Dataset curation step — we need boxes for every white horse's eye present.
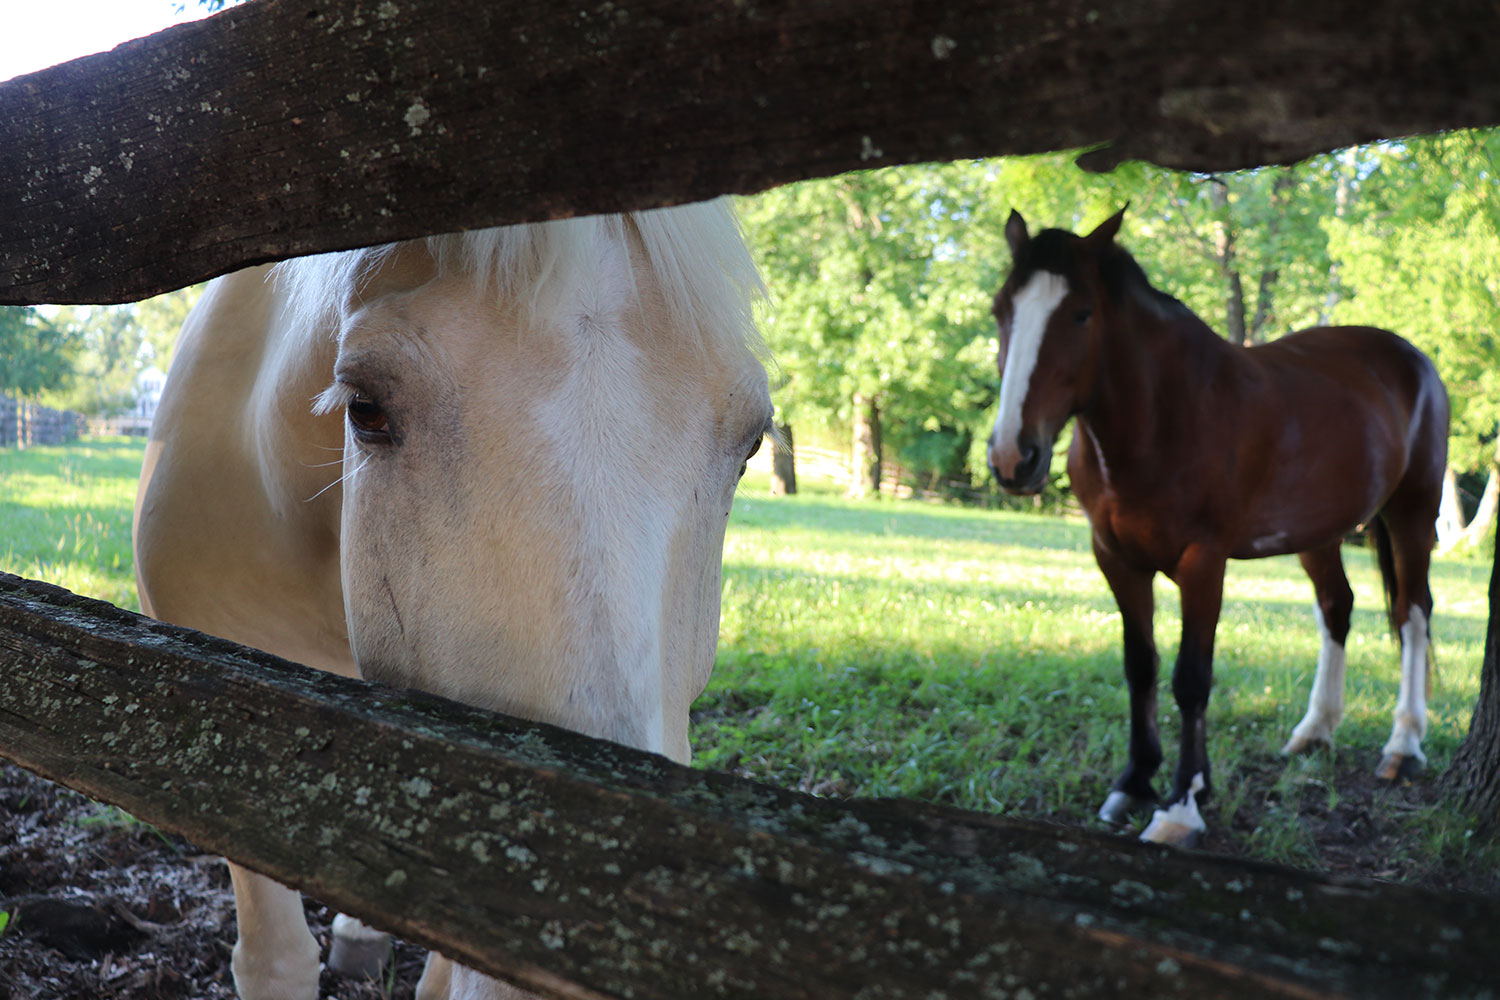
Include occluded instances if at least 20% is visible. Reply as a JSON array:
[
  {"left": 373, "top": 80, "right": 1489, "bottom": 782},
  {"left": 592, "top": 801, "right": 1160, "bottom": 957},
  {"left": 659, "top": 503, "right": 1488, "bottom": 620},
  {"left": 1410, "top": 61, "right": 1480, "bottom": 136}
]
[
  {"left": 737, "top": 434, "right": 764, "bottom": 478},
  {"left": 347, "top": 393, "right": 391, "bottom": 442}
]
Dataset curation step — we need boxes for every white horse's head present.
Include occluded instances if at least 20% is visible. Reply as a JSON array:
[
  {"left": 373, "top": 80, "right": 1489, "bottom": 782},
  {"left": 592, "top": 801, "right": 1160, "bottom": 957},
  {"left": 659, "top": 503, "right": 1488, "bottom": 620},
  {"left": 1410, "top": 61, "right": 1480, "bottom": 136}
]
[
  {"left": 136, "top": 200, "right": 770, "bottom": 1000},
  {"left": 277, "top": 202, "right": 771, "bottom": 764}
]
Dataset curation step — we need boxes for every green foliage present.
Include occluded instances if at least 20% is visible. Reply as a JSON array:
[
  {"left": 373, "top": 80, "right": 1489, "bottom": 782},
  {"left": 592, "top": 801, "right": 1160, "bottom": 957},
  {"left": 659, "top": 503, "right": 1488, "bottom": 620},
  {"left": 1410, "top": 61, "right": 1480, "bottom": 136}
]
[
  {"left": 16, "top": 285, "right": 202, "bottom": 417},
  {"left": 0, "top": 910, "right": 9, "bottom": 937},
  {"left": 1324, "top": 132, "right": 1500, "bottom": 475},
  {"left": 740, "top": 132, "right": 1500, "bottom": 502},
  {"left": 737, "top": 150, "right": 1355, "bottom": 496},
  {"left": 0, "top": 307, "right": 78, "bottom": 398}
]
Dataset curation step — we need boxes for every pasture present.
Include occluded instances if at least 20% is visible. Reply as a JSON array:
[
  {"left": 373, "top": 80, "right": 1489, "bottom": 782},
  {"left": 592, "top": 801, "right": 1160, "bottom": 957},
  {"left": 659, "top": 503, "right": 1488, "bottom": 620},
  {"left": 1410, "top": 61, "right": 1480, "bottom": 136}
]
[{"left": 2, "top": 438, "right": 1497, "bottom": 891}]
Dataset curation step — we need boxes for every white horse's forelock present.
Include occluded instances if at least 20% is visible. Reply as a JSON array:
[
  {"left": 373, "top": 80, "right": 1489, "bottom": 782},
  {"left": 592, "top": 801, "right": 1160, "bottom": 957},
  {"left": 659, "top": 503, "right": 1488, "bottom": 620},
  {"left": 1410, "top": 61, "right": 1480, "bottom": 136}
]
[{"left": 272, "top": 199, "right": 767, "bottom": 360}]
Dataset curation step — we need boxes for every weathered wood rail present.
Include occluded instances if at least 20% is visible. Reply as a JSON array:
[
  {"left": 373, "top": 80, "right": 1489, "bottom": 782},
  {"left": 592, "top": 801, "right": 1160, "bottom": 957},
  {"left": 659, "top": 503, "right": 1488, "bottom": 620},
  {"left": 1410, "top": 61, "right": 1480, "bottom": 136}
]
[
  {"left": 3, "top": 571, "right": 1497, "bottom": 999},
  {"left": 5, "top": 0, "right": 1500, "bottom": 304}
]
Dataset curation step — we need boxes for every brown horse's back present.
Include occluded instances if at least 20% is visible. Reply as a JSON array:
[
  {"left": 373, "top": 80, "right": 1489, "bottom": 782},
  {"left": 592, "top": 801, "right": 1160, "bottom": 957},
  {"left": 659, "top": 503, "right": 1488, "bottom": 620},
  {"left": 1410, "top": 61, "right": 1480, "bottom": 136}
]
[{"left": 1221, "top": 326, "right": 1448, "bottom": 559}]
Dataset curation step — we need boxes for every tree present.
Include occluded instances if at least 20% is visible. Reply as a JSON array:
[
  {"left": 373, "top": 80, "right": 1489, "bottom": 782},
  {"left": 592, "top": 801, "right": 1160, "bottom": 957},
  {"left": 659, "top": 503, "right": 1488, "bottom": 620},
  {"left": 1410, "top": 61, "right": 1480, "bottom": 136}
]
[
  {"left": 35, "top": 285, "right": 202, "bottom": 417},
  {"left": 1452, "top": 529, "right": 1500, "bottom": 825},
  {"left": 0, "top": 307, "right": 76, "bottom": 398},
  {"left": 1324, "top": 131, "right": 1500, "bottom": 553},
  {"left": 739, "top": 165, "right": 1013, "bottom": 495}
]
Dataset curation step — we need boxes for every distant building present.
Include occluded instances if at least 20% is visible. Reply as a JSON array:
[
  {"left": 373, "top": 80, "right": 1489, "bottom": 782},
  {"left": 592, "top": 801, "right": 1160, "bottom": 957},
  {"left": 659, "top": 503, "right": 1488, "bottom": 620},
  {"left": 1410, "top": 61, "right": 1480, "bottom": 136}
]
[{"left": 136, "top": 366, "right": 167, "bottom": 420}]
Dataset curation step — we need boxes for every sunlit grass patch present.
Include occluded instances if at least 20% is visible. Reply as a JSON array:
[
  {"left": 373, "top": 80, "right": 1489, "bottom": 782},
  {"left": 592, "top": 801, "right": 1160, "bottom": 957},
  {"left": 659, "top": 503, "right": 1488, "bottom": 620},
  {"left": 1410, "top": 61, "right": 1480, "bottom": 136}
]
[{"left": 0, "top": 437, "right": 145, "bottom": 610}]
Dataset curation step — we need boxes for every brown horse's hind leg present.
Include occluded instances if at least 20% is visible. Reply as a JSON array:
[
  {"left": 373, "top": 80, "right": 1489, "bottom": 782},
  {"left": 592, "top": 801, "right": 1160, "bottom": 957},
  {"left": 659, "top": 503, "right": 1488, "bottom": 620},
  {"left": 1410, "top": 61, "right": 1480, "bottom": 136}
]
[
  {"left": 1374, "top": 502, "right": 1438, "bottom": 781},
  {"left": 1284, "top": 543, "right": 1354, "bottom": 754},
  {"left": 1093, "top": 541, "right": 1162, "bottom": 825}
]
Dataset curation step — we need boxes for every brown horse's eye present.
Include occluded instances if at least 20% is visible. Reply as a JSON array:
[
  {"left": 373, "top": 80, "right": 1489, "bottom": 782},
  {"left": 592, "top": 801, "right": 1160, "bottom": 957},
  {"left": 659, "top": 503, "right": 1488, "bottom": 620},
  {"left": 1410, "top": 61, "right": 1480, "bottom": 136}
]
[
  {"left": 347, "top": 393, "right": 391, "bottom": 441},
  {"left": 1075, "top": 306, "right": 1094, "bottom": 325}
]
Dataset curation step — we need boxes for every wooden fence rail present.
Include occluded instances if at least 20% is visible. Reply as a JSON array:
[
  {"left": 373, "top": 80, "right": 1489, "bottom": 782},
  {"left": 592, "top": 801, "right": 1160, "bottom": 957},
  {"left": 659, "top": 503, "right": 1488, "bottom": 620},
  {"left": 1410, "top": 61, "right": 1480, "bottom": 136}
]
[
  {"left": 2, "top": 571, "right": 1498, "bottom": 999},
  {"left": 4, "top": 0, "right": 1500, "bottom": 305}
]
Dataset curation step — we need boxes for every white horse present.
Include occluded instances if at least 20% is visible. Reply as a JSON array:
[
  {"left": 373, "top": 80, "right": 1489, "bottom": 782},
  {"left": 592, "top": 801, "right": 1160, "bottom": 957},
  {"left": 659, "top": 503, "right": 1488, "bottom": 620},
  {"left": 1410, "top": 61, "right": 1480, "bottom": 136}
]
[{"left": 133, "top": 200, "right": 773, "bottom": 1000}]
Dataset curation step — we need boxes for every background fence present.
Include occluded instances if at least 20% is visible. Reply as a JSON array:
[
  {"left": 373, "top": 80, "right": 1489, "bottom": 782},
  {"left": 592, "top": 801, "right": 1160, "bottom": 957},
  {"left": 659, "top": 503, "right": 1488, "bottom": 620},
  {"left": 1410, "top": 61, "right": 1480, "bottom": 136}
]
[{"left": 0, "top": 395, "right": 87, "bottom": 449}]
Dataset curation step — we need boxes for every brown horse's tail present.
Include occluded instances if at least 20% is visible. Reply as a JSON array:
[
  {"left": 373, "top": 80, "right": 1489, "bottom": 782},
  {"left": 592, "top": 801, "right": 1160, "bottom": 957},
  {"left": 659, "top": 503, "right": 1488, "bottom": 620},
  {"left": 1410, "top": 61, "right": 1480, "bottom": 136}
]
[
  {"left": 1368, "top": 516, "right": 1438, "bottom": 696},
  {"left": 1368, "top": 518, "right": 1400, "bottom": 639}
]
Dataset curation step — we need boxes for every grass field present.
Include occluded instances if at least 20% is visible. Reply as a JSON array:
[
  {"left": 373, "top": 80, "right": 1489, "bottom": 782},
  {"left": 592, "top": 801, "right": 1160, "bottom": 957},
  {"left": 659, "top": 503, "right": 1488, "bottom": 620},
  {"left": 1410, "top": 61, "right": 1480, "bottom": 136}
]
[
  {"left": 0, "top": 437, "right": 144, "bottom": 611},
  {"left": 3, "top": 438, "right": 1497, "bottom": 885}
]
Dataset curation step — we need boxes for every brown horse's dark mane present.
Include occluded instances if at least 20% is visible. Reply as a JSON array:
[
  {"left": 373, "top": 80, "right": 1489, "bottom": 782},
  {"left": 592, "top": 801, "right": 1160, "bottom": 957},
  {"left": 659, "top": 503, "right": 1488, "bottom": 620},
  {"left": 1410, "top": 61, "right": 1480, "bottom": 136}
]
[{"left": 1014, "top": 228, "right": 1190, "bottom": 322}]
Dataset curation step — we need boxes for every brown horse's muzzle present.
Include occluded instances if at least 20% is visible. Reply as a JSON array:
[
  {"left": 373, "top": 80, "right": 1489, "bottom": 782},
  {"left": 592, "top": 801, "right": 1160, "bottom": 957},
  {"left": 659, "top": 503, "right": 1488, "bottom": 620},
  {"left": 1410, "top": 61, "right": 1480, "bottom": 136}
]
[{"left": 989, "top": 432, "right": 1049, "bottom": 495}]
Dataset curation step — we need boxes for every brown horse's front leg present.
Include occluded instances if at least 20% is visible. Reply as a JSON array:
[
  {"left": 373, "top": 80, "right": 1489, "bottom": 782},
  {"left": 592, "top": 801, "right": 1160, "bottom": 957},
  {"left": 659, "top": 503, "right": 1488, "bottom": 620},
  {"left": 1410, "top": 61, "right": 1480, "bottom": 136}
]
[
  {"left": 1141, "top": 545, "right": 1225, "bottom": 848},
  {"left": 1093, "top": 542, "right": 1161, "bottom": 825}
]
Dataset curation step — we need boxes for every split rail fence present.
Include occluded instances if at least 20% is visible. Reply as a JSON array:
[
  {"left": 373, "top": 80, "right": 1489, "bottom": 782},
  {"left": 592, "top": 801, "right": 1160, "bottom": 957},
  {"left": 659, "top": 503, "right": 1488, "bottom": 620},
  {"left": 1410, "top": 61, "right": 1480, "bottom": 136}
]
[{"left": 4, "top": 1, "right": 1500, "bottom": 997}]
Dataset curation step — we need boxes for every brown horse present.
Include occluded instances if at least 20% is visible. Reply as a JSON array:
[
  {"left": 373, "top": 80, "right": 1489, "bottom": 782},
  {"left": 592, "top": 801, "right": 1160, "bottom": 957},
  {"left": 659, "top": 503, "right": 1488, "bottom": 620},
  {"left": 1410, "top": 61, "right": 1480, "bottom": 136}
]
[{"left": 986, "top": 208, "right": 1449, "bottom": 846}]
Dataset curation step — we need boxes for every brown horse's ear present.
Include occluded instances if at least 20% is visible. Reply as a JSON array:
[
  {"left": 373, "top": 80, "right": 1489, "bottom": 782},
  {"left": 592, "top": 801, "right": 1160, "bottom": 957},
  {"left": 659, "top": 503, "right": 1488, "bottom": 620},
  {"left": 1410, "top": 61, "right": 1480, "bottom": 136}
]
[
  {"left": 1084, "top": 205, "right": 1128, "bottom": 247},
  {"left": 1005, "top": 210, "right": 1029, "bottom": 257}
]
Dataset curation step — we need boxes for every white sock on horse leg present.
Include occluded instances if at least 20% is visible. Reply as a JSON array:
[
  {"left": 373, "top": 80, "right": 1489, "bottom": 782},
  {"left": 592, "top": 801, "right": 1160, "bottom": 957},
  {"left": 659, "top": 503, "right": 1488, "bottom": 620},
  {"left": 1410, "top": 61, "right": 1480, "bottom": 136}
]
[
  {"left": 1382, "top": 604, "right": 1429, "bottom": 762},
  {"left": 1284, "top": 604, "right": 1346, "bottom": 753}
]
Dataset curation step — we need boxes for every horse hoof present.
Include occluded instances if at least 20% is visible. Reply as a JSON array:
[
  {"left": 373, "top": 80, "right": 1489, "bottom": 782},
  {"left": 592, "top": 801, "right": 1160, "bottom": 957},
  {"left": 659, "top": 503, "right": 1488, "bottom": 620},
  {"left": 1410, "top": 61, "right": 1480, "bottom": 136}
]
[
  {"left": 1098, "top": 790, "right": 1152, "bottom": 826},
  {"left": 1138, "top": 773, "right": 1206, "bottom": 848},
  {"left": 1139, "top": 816, "right": 1202, "bottom": 849},
  {"left": 1280, "top": 732, "right": 1332, "bottom": 756},
  {"left": 327, "top": 916, "right": 392, "bottom": 980},
  {"left": 1375, "top": 753, "right": 1424, "bottom": 782}
]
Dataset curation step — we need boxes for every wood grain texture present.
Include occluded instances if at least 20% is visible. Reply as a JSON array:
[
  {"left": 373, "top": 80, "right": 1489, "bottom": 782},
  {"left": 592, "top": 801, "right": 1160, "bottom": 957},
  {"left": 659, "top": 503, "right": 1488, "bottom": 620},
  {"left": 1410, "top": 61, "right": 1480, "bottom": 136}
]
[
  {"left": 4, "top": 0, "right": 1498, "bottom": 304},
  {"left": 2, "top": 571, "right": 1496, "bottom": 999}
]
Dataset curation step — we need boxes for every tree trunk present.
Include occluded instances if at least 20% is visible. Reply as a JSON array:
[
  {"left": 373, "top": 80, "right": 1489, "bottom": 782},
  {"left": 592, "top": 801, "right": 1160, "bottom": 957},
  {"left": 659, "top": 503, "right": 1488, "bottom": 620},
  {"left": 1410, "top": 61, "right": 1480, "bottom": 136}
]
[
  {"left": 1437, "top": 464, "right": 1467, "bottom": 552},
  {"left": 769, "top": 423, "right": 797, "bottom": 496},
  {"left": 1247, "top": 265, "right": 1279, "bottom": 344},
  {"left": 1245, "top": 174, "right": 1292, "bottom": 344},
  {"left": 1209, "top": 183, "right": 1249, "bottom": 345},
  {"left": 1450, "top": 526, "right": 1500, "bottom": 826},
  {"left": 848, "top": 394, "right": 882, "bottom": 499}
]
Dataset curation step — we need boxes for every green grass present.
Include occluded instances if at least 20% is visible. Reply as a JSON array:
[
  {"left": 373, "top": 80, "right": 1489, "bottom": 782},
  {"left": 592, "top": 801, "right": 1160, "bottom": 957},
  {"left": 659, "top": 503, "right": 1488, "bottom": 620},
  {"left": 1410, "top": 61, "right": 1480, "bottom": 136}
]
[
  {"left": 0, "top": 437, "right": 145, "bottom": 611},
  {"left": 4, "top": 439, "right": 1497, "bottom": 884}
]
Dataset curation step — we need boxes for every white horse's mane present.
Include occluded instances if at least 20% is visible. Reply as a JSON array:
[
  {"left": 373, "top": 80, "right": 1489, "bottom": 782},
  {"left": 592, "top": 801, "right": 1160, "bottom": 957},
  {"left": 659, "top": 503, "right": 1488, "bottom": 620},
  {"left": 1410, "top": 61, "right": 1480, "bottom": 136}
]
[{"left": 273, "top": 198, "right": 766, "bottom": 358}]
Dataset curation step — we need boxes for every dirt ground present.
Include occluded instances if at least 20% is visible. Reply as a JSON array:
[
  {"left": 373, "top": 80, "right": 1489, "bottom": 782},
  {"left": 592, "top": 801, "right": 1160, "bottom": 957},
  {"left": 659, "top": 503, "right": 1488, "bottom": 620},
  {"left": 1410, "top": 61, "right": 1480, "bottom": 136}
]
[
  {"left": 0, "top": 764, "right": 428, "bottom": 1000},
  {"left": 1, "top": 756, "right": 1496, "bottom": 999}
]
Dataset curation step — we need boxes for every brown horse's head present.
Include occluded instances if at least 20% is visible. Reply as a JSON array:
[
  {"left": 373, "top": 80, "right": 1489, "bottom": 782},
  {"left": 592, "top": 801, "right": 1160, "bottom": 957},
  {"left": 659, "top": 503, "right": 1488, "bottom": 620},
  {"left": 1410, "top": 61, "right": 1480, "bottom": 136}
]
[{"left": 987, "top": 207, "right": 1126, "bottom": 494}]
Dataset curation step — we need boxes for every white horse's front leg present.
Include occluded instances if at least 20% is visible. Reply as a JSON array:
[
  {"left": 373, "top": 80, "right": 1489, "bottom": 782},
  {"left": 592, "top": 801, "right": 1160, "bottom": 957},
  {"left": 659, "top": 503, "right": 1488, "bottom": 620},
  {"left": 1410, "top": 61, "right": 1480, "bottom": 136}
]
[
  {"left": 448, "top": 964, "right": 546, "bottom": 1000},
  {"left": 416, "top": 952, "right": 454, "bottom": 999},
  {"left": 329, "top": 913, "right": 393, "bottom": 980},
  {"left": 1378, "top": 605, "right": 1430, "bottom": 780},
  {"left": 228, "top": 863, "right": 321, "bottom": 1000}
]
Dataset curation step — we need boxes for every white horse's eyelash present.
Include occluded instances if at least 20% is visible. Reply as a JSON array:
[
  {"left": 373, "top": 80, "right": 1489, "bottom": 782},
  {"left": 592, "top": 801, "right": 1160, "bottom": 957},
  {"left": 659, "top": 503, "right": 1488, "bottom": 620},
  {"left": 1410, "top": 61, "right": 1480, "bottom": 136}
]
[{"left": 312, "top": 381, "right": 356, "bottom": 417}]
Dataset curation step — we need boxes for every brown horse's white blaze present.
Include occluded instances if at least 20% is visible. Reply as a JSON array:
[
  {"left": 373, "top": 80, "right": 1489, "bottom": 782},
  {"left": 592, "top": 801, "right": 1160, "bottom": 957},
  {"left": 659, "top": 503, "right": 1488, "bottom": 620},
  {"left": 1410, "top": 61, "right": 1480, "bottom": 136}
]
[
  {"left": 134, "top": 202, "right": 772, "bottom": 1000},
  {"left": 988, "top": 271, "right": 1068, "bottom": 489},
  {"left": 987, "top": 207, "right": 1448, "bottom": 848}
]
